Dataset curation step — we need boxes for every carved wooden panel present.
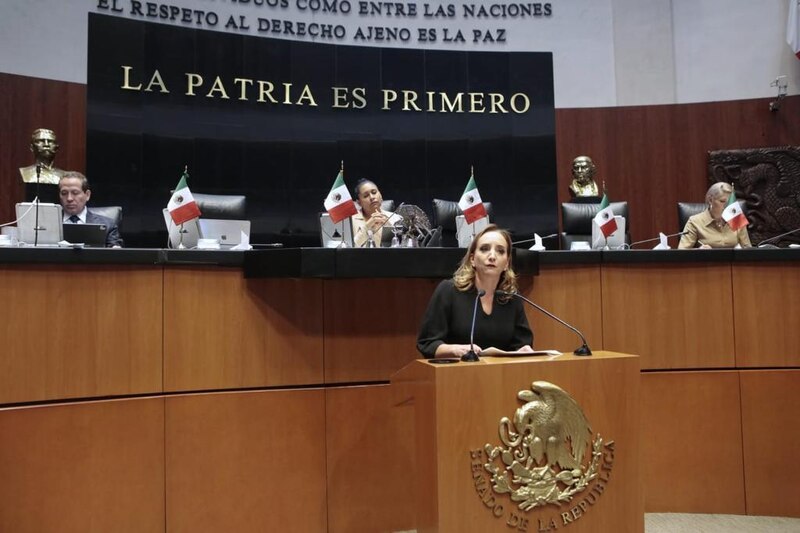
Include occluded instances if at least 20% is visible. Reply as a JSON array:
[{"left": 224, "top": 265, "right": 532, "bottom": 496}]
[{"left": 708, "top": 146, "right": 800, "bottom": 246}]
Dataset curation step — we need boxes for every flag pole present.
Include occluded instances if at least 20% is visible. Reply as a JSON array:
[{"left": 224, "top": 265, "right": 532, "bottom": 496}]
[{"left": 177, "top": 223, "right": 186, "bottom": 249}]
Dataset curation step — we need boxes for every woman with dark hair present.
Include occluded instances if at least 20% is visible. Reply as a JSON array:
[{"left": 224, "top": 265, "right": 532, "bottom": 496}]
[
  {"left": 351, "top": 179, "right": 401, "bottom": 248},
  {"left": 416, "top": 224, "right": 533, "bottom": 358}
]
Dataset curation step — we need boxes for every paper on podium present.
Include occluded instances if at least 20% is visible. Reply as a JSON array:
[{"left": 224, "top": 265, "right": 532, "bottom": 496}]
[{"left": 481, "top": 347, "right": 562, "bottom": 357}]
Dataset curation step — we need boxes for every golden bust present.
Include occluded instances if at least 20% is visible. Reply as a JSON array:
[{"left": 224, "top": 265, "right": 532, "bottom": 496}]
[
  {"left": 19, "top": 128, "right": 65, "bottom": 185},
  {"left": 569, "top": 156, "right": 600, "bottom": 197}
]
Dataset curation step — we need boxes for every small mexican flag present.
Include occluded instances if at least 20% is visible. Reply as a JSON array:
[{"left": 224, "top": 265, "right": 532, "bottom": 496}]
[
  {"left": 458, "top": 173, "right": 487, "bottom": 224},
  {"left": 722, "top": 190, "right": 749, "bottom": 231},
  {"left": 594, "top": 193, "right": 618, "bottom": 238},
  {"left": 167, "top": 169, "right": 201, "bottom": 225},
  {"left": 324, "top": 170, "right": 357, "bottom": 224}
]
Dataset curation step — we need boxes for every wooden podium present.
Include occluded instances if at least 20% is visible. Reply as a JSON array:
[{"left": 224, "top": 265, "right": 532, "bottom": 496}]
[{"left": 392, "top": 351, "right": 642, "bottom": 533}]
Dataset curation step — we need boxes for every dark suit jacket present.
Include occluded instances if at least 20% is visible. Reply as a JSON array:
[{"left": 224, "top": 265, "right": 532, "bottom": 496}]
[{"left": 86, "top": 209, "right": 124, "bottom": 247}]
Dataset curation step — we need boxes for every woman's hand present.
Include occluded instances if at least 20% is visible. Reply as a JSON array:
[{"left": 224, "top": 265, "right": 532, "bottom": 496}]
[{"left": 365, "top": 211, "right": 389, "bottom": 232}]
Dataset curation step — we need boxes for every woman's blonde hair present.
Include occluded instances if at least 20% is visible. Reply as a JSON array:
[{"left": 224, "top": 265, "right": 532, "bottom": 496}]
[
  {"left": 453, "top": 224, "right": 518, "bottom": 302},
  {"left": 705, "top": 182, "right": 733, "bottom": 207}
]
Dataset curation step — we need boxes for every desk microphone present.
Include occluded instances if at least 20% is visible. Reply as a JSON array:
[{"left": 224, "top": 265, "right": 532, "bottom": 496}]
[
  {"left": 34, "top": 163, "right": 42, "bottom": 247},
  {"left": 511, "top": 233, "right": 559, "bottom": 246},
  {"left": 462, "top": 289, "right": 486, "bottom": 362},
  {"left": 497, "top": 290, "right": 591, "bottom": 356},
  {"left": 627, "top": 231, "right": 688, "bottom": 249},
  {"left": 757, "top": 226, "right": 800, "bottom": 248}
]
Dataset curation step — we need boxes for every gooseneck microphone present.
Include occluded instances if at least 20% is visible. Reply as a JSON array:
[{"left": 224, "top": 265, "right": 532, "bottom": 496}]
[
  {"left": 627, "top": 231, "right": 688, "bottom": 248},
  {"left": 462, "top": 289, "right": 486, "bottom": 362},
  {"left": 757, "top": 226, "right": 800, "bottom": 248},
  {"left": 497, "top": 290, "right": 592, "bottom": 356},
  {"left": 34, "top": 163, "right": 42, "bottom": 247}
]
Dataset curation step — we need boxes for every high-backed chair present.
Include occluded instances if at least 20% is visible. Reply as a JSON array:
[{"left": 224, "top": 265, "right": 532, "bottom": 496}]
[
  {"left": 431, "top": 199, "right": 494, "bottom": 247},
  {"left": 193, "top": 193, "right": 247, "bottom": 220},
  {"left": 90, "top": 206, "right": 123, "bottom": 229},
  {"left": 561, "top": 201, "right": 630, "bottom": 249},
  {"left": 381, "top": 199, "right": 395, "bottom": 212},
  {"left": 677, "top": 202, "right": 706, "bottom": 233}
]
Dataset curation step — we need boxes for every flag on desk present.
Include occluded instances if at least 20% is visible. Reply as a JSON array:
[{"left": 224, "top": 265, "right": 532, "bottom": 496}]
[
  {"left": 458, "top": 172, "right": 487, "bottom": 224},
  {"left": 722, "top": 190, "right": 749, "bottom": 231},
  {"left": 594, "top": 193, "right": 618, "bottom": 238},
  {"left": 789, "top": 0, "right": 800, "bottom": 59},
  {"left": 324, "top": 169, "right": 357, "bottom": 224},
  {"left": 167, "top": 169, "right": 201, "bottom": 225}
]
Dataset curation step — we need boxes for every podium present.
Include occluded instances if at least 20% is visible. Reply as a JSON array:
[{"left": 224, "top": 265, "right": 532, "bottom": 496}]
[{"left": 392, "top": 351, "right": 642, "bottom": 533}]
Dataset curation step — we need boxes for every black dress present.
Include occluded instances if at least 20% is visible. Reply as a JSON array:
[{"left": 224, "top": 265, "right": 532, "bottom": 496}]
[{"left": 416, "top": 279, "right": 533, "bottom": 358}]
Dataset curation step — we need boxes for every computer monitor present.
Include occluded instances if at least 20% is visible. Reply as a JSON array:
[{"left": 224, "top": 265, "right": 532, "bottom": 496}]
[
  {"left": 591, "top": 216, "right": 626, "bottom": 250},
  {"left": 15, "top": 202, "right": 63, "bottom": 246},
  {"left": 319, "top": 213, "right": 354, "bottom": 248},
  {"left": 162, "top": 208, "right": 200, "bottom": 249},
  {"left": 456, "top": 215, "right": 490, "bottom": 248},
  {"left": 198, "top": 219, "right": 251, "bottom": 248}
]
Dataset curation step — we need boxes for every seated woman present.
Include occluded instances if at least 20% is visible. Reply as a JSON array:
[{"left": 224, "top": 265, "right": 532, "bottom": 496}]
[
  {"left": 417, "top": 224, "right": 534, "bottom": 358},
  {"left": 350, "top": 179, "right": 401, "bottom": 248},
  {"left": 678, "top": 182, "right": 752, "bottom": 249}
]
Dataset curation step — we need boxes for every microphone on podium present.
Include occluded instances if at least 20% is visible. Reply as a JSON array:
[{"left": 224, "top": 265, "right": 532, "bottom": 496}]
[
  {"left": 626, "top": 231, "right": 688, "bottom": 249},
  {"left": 756, "top": 226, "right": 800, "bottom": 248},
  {"left": 461, "top": 289, "right": 486, "bottom": 362},
  {"left": 496, "top": 290, "right": 592, "bottom": 356}
]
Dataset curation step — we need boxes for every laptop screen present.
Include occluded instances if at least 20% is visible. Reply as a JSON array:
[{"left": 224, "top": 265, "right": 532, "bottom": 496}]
[{"left": 62, "top": 223, "right": 108, "bottom": 248}]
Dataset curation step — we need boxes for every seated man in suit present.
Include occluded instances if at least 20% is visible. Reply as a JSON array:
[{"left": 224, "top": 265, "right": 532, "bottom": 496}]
[{"left": 58, "top": 171, "right": 123, "bottom": 247}]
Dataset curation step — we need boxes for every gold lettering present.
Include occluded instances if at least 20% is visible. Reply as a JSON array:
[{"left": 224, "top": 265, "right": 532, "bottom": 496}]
[
  {"left": 120, "top": 65, "right": 142, "bottom": 91},
  {"left": 382, "top": 89, "right": 398, "bottom": 110},
  {"left": 351, "top": 87, "right": 367, "bottom": 109},
  {"left": 185, "top": 73, "right": 203, "bottom": 96},
  {"left": 570, "top": 506, "right": 582, "bottom": 519},
  {"left": 233, "top": 78, "right": 253, "bottom": 100},
  {"left": 489, "top": 93, "right": 508, "bottom": 113},
  {"left": 561, "top": 512, "right": 572, "bottom": 525},
  {"left": 510, "top": 93, "right": 530, "bottom": 113},
  {"left": 296, "top": 84, "right": 317, "bottom": 106},
  {"left": 440, "top": 92, "right": 463, "bottom": 113},
  {"left": 144, "top": 70, "right": 169, "bottom": 93},
  {"left": 206, "top": 76, "right": 230, "bottom": 99},
  {"left": 257, "top": 81, "right": 278, "bottom": 103},
  {"left": 469, "top": 92, "right": 485, "bottom": 113},
  {"left": 282, "top": 82, "right": 292, "bottom": 104},
  {"left": 402, "top": 90, "right": 421, "bottom": 111},
  {"left": 331, "top": 86, "right": 349, "bottom": 108}
]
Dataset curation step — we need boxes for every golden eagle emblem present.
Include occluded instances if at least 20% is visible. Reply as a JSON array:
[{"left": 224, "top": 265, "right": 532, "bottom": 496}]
[{"left": 483, "top": 381, "right": 605, "bottom": 510}]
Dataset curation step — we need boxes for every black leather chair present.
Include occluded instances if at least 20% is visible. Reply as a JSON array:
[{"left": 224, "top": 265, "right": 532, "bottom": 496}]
[
  {"left": 90, "top": 206, "right": 123, "bottom": 229},
  {"left": 677, "top": 202, "right": 706, "bottom": 233},
  {"left": 561, "top": 201, "right": 630, "bottom": 249},
  {"left": 431, "top": 199, "right": 494, "bottom": 247},
  {"left": 193, "top": 193, "right": 247, "bottom": 219}
]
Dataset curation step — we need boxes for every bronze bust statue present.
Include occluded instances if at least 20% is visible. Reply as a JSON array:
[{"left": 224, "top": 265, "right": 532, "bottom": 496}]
[
  {"left": 19, "top": 128, "right": 64, "bottom": 185},
  {"left": 569, "top": 156, "right": 600, "bottom": 197}
]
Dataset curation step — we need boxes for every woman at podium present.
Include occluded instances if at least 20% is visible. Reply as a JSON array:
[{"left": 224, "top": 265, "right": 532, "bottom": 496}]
[{"left": 416, "top": 225, "right": 533, "bottom": 358}]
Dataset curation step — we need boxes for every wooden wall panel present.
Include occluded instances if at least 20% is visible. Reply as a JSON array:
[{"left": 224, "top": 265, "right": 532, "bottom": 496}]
[
  {"left": 0, "top": 73, "right": 87, "bottom": 224},
  {"left": 325, "top": 385, "right": 415, "bottom": 533},
  {"left": 323, "top": 278, "right": 437, "bottom": 383},
  {"left": 555, "top": 97, "right": 800, "bottom": 244},
  {"left": 526, "top": 264, "right": 603, "bottom": 353},
  {"left": 740, "top": 370, "right": 800, "bottom": 517},
  {"left": 733, "top": 263, "right": 800, "bottom": 367},
  {"left": 163, "top": 269, "right": 324, "bottom": 391},
  {"left": 602, "top": 264, "right": 735, "bottom": 369},
  {"left": 0, "top": 397, "right": 165, "bottom": 533},
  {"left": 640, "top": 371, "right": 745, "bottom": 514},
  {"left": 165, "top": 390, "right": 327, "bottom": 533},
  {"left": 0, "top": 265, "right": 163, "bottom": 404}
]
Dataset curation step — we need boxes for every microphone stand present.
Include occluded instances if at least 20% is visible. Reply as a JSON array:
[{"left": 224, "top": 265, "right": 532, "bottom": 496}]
[
  {"left": 627, "top": 231, "right": 688, "bottom": 249},
  {"left": 503, "top": 291, "right": 592, "bottom": 356},
  {"left": 461, "top": 289, "right": 486, "bottom": 362},
  {"left": 34, "top": 163, "right": 42, "bottom": 247}
]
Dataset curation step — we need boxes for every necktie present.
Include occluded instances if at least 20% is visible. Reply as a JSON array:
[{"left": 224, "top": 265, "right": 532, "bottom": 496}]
[{"left": 69, "top": 215, "right": 80, "bottom": 223}]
